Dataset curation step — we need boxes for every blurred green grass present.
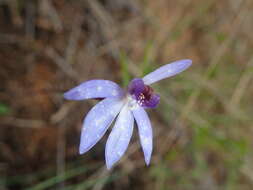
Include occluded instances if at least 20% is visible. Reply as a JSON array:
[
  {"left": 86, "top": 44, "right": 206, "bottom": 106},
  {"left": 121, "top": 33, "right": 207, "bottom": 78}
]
[{"left": 0, "top": 103, "right": 10, "bottom": 115}]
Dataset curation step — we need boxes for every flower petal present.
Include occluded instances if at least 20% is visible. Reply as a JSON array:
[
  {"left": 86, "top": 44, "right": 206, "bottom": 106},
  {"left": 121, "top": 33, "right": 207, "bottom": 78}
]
[
  {"left": 105, "top": 105, "right": 134, "bottom": 169},
  {"left": 79, "top": 97, "right": 124, "bottom": 154},
  {"left": 64, "top": 80, "right": 124, "bottom": 100},
  {"left": 142, "top": 59, "right": 192, "bottom": 85},
  {"left": 132, "top": 106, "right": 153, "bottom": 165}
]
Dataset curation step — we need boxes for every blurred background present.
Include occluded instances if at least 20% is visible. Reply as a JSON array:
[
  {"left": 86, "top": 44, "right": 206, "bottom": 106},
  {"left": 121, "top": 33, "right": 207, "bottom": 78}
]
[{"left": 0, "top": 0, "right": 253, "bottom": 189}]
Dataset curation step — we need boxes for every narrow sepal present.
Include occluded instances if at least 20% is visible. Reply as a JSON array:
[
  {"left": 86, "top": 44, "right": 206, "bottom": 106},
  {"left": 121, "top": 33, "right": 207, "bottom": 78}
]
[
  {"left": 132, "top": 106, "right": 153, "bottom": 165},
  {"left": 64, "top": 80, "right": 124, "bottom": 100},
  {"left": 79, "top": 97, "right": 124, "bottom": 154},
  {"left": 142, "top": 59, "right": 192, "bottom": 85}
]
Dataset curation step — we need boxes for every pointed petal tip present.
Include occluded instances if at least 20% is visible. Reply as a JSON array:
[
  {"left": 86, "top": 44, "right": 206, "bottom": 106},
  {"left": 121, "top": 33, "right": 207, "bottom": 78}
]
[
  {"left": 79, "top": 141, "right": 94, "bottom": 155},
  {"left": 105, "top": 155, "right": 114, "bottom": 170},
  {"left": 185, "top": 59, "right": 192, "bottom": 65},
  {"left": 183, "top": 59, "right": 192, "bottom": 63},
  {"left": 63, "top": 91, "right": 72, "bottom": 100},
  {"left": 63, "top": 90, "right": 81, "bottom": 100},
  {"left": 106, "top": 162, "right": 113, "bottom": 170},
  {"left": 63, "top": 91, "right": 69, "bottom": 98},
  {"left": 179, "top": 59, "right": 192, "bottom": 67},
  {"left": 79, "top": 146, "right": 87, "bottom": 155},
  {"left": 145, "top": 157, "right": 151, "bottom": 166}
]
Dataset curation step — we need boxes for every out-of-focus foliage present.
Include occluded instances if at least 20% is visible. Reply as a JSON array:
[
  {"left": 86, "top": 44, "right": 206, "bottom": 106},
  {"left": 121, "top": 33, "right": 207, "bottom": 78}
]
[
  {"left": 0, "top": 103, "right": 10, "bottom": 115},
  {"left": 0, "top": 0, "right": 253, "bottom": 189}
]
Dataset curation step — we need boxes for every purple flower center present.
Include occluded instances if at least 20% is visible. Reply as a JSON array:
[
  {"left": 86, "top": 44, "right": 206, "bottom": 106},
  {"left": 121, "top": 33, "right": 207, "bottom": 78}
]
[{"left": 128, "top": 78, "right": 160, "bottom": 108}]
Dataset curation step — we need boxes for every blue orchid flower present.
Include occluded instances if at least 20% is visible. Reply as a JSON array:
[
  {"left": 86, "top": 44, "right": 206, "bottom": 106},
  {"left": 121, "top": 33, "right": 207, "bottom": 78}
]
[{"left": 64, "top": 59, "right": 192, "bottom": 169}]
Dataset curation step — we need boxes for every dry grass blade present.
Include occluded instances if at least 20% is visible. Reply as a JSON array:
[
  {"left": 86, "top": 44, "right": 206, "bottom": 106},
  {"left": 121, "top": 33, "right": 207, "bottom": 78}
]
[
  {"left": 230, "top": 57, "right": 253, "bottom": 108},
  {"left": 185, "top": 73, "right": 250, "bottom": 120},
  {"left": 180, "top": 1, "right": 248, "bottom": 120},
  {"left": 45, "top": 47, "right": 79, "bottom": 81},
  {"left": 86, "top": 0, "right": 117, "bottom": 42},
  {"left": 0, "top": 117, "right": 46, "bottom": 128}
]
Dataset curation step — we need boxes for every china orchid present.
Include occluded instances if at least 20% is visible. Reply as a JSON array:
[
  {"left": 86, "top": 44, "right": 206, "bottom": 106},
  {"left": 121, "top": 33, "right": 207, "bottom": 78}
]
[{"left": 64, "top": 59, "right": 192, "bottom": 169}]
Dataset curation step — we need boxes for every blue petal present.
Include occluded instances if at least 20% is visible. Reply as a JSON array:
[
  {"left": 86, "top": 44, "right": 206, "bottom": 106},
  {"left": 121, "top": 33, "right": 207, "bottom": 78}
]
[
  {"left": 132, "top": 106, "right": 153, "bottom": 165},
  {"left": 64, "top": 80, "right": 124, "bottom": 100},
  {"left": 142, "top": 59, "right": 192, "bottom": 85},
  {"left": 105, "top": 105, "right": 134, "bottom": 169},
  {"left": 79, "top": 97, "right": 124, "bottom": 154}
]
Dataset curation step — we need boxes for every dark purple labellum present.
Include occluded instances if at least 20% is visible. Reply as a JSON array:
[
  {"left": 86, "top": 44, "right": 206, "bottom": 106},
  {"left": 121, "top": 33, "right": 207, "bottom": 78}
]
[{"left": 128, "top": 78, "right": 160, "bottom": 108}]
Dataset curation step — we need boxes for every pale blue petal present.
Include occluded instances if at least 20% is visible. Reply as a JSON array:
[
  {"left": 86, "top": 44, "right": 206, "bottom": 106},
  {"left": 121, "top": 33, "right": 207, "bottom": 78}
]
[
  {"left": 105, "top": 105, "right": 134, "bottom": 169},
  {"left": 79, "top": 97, "right": 124, "bottom": 154},
  {"left": 142, "top": 59, "right": 192, "bottom": 85},
  {"left": 132, "top": 106, "right": 153, "bottom": 165},
  {"left": 64, "top": 80, "right": 124, "bottom": 100}
]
